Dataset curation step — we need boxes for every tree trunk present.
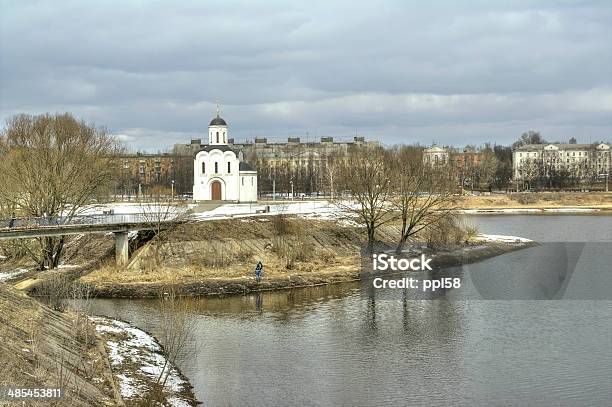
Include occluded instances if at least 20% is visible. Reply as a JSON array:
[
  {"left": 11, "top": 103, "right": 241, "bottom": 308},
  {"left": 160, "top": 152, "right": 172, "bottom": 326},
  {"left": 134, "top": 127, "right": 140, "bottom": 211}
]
[
  {"left": 396, "top": 215, "right": 409, "bottom": 254},
  {"left": 40, "top": 236, "right": 64, "bottom": 270},
  {"left": 396, "top": 234, "right": 409, "bottom": 254},
  {"left": 366, "top": 223, "right": 376, "bottom": 253}
]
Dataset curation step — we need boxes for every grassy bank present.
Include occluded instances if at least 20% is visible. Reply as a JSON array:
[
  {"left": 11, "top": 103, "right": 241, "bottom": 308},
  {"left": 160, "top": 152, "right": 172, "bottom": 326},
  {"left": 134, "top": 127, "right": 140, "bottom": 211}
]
[
  {"left": 78, "top": 216, "right": 534, "bottom": 298},
  {"left": 0, "top": 283, "right": 199, "bottom": 406},
  {"left": 454, "top": 191, "right": 612, "bottom": 209},
  {"left": 0, "top": 285, "right": 120, "bottom": 406}
]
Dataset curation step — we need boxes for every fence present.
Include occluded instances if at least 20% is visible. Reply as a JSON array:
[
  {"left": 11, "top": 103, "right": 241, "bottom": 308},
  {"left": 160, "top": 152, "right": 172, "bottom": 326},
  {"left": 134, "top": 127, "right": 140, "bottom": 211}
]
[{"left": 0, "top": 213, "right": 176, "bottom": 230}]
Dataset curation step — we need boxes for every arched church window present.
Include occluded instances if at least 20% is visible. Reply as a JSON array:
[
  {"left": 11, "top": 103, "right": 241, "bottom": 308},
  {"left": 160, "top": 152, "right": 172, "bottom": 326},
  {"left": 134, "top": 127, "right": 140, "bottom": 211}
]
[
  {"left": 227, "top": 162, "right": 231, "bottom": 173},
  {"left": 241, "top": 177, "right": 244, "bottom": 186},
  {"left": 216, "top": 132, "right": 219, "bottom": 143},
  {"left": 214, "top": 162, "right": 218, "bottom": 173},
  {"left": 202, "top": 162, "right": 205, "bottom": 174},
  {"left": 251, "top": 177, "right": 253, "bottom": 186}
]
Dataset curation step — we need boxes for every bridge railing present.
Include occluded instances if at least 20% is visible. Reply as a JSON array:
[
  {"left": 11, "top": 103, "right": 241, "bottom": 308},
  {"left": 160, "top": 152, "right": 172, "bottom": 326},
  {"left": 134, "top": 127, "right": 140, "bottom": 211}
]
[{"left": 0, "top": 213, "right": 179, "bottom": 230}]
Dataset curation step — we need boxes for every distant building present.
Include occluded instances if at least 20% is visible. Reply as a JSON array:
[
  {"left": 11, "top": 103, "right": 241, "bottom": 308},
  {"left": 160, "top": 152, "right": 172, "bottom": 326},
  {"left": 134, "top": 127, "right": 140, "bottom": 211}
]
[
  {"left": 423, "top": 145, "right": 482, "bottom": 169},
  {"left": 117, "top": 153, "right": 176, "bottom": 196},
  {"left": 192, "top": 110, "right": 257, "bottom": 202},
  {"left": 423, "top": 145, "right": 449, "bottom": 166},
  {"left": 175, "top": 135, "right": 378, "bottom": 168},
  {"left": 513, "top": 143, "right": 611, "bottom": 181}
]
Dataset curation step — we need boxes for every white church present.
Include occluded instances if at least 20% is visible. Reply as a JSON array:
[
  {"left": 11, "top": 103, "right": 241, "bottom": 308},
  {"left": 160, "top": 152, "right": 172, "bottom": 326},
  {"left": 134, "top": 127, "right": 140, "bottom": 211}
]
[{"left": 193, "top": 110, "right": 258, "bottom": 202}]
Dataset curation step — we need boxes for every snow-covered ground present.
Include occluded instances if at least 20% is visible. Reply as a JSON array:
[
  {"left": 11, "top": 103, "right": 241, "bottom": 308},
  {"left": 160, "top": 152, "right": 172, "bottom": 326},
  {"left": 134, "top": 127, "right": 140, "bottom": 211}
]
[
  {"left": 74, "top": 202, "right": 192, "bottom": 216},
  {"left": 90, "top": 316, "right": 195, "bottom": 406},
  {"left": 80, "top": 200, "right": 351, "bottom": 221},
  {"left": 0, "top": 267, "right": 29, "bottom": 282},
  {"left": 477, "top": 233, "right": 533, "bottom": 243},
  {"left": 190, "top": 200, "right": 339, "bottom": 220},
  {"left": 74, "top": 200, "right": 603, "bottom": 226}
]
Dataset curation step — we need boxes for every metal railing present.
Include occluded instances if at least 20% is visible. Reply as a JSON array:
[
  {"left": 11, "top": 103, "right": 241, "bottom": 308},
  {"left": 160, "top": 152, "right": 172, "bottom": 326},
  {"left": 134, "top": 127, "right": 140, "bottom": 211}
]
[{"left": 0, "top": 213, "right": 178, "bottom": 231}]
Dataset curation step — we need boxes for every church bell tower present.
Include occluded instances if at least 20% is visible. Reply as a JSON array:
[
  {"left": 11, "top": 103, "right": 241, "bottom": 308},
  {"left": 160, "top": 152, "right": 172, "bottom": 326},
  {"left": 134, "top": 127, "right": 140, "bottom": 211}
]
[{"left": 208, "top": 103, "right": 228, "bottom": 145}]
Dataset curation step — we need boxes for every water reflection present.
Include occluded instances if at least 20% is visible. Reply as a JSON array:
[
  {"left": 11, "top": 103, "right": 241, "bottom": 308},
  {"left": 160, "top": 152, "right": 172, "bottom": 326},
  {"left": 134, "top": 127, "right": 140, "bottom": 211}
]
[{"left": 83, "top": 215, "right": 612, "bottom": 406}]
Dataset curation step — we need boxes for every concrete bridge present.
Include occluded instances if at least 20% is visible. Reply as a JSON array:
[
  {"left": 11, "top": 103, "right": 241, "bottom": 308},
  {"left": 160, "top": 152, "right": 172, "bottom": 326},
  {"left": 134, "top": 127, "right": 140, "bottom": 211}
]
[{"left": 0, "top": 214, "right": 181, "bottom": 266}]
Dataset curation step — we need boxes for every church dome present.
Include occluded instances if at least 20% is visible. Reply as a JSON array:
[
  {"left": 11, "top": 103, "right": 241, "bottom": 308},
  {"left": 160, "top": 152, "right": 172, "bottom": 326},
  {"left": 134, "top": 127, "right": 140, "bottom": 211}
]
[{"left": 210, "top": 115, "right": 227, "bottom": 126}]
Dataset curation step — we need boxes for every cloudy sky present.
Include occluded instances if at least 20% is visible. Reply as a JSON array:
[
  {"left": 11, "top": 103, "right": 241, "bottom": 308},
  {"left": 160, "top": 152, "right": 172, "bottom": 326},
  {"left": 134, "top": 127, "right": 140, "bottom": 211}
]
[{"left": 1, "top": 0, "right": 611, "bottom": 151}]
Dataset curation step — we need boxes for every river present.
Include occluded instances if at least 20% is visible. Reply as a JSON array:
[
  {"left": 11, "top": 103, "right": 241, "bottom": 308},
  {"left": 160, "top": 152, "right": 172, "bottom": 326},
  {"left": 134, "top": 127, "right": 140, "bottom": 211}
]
[{"left": 86, "top": 215, "right": 612, "bottom": 406}]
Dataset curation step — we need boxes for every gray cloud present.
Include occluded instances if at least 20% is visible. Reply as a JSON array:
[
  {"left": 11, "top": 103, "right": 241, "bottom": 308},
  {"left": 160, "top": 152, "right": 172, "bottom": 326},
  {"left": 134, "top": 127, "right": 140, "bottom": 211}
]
[{"left": 1, "top": 0, "right": 610, "bottom": 150}]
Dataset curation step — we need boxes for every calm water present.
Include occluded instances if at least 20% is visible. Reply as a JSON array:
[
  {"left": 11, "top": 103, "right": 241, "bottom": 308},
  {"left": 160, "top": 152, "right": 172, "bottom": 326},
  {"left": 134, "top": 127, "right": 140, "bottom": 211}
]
[{"left": 87, "top": 215, "right": 612, "bottom": 406}]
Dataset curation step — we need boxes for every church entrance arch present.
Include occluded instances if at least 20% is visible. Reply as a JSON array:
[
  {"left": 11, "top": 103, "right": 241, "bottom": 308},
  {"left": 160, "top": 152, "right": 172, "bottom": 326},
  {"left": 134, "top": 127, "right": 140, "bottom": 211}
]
[{"left": 211, "top": 180, "right": 222, "bottom": 200}]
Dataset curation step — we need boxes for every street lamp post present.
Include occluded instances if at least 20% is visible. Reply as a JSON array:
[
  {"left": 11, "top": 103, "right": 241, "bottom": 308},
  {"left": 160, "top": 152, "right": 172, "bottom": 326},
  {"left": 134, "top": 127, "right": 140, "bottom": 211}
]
[
  {"left": 171, "top": 180, "right": 175, "bottom": 201},
  {"left": 290, "top": 180, "right": 294, "bottom": 201}
]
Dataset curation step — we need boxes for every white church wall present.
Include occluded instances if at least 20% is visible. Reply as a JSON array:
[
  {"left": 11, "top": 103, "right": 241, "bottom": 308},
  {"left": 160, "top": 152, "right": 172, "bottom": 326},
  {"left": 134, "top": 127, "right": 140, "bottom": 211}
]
[
  {"left": 193, "top": 150, "right": 241, "bottom": 201},
  {"left": 238, "top": 172, "right": 258, "bottom": 202}
]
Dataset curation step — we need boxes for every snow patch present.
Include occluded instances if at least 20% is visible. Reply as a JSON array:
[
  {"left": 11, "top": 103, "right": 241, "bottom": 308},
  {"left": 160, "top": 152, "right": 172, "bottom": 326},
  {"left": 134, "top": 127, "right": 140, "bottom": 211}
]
[
  {"left": 0, "top": 268, "right": 29, "bottom": 282},
  {"left": 57, "top": 264, "right": 80, "bottom": 269},
  {"left": 477, "top": 233, "right": 532, "bottom": 243},
  {"left": 168, "top": 396, "right": 193, "bottom": 407},
  {"left": 115, "top": 374, "right": 142, "bottom": 398},
  {"left": 105, "top": 341, "right": 124, "bottom": 365},
  {"left": 90, "top": 316, "right": 194, "bottom": 405}
]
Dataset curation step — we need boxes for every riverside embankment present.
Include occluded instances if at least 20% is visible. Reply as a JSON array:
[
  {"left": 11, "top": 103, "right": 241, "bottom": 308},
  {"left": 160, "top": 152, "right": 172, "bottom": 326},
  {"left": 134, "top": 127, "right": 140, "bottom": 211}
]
[
  {"left": 77, "top": 216, "right": 535, "bottom": 298},
  {"left": 0, "top": 284, "right": 198, "bottom": 406}
]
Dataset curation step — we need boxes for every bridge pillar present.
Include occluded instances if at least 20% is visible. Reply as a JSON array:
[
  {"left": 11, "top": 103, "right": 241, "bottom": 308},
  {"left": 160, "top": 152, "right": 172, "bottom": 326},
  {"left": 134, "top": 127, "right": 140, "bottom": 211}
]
[{"left": 115, "top": 231, "right": 129, "bottom": 266}]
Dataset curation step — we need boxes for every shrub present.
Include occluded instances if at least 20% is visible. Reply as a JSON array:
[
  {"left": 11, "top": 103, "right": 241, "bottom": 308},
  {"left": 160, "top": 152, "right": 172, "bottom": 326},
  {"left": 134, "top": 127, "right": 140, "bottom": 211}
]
[
  {"left": 424, "top": 215, "right": 479, "bottom": 249},
  {"left": 36, "top": 273, "right": 73, "bottom": 312},
  {"left": 271, "top": 235, "right": 313, "bottom": 269},
  {"left": 511, "top": 194, "right": 538, "bottom": 205}
]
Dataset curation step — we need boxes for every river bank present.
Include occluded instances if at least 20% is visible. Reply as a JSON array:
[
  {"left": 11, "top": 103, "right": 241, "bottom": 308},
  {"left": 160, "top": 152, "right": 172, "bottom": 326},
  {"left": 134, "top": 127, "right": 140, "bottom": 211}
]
[
  {"left": 0, "top": 285, "right": 119, "bottom": 406},
  {"left": 453, "top": 191, "right": 612, "bottom": 210},
  {"left": 1, "top": 210, "right": 540, "bottom": 299},
  {"left": 77, "top": 216, "right": 534, "bottom": 298},
  {"left": 0, "top": 284, "right": 198, "bottom": 406}
]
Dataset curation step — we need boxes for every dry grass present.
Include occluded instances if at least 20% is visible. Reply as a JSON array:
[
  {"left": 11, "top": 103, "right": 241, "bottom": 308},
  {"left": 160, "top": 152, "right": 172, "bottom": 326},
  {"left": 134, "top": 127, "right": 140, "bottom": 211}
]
[
  {"left": 80, "top": 216, "right": 363, "bottom": 286},
  {"left": 0, "top": 284, "right": 117, "bottom": 406},
  {"left": 456, "top": 192, "right": 612, "bottom": 209}
]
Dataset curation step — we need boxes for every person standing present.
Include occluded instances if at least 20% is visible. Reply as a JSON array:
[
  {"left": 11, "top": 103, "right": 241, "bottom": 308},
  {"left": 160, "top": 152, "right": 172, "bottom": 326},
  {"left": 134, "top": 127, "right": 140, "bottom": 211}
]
[{"left": 255, "top": 261, "right": 263, "bottom": 282}]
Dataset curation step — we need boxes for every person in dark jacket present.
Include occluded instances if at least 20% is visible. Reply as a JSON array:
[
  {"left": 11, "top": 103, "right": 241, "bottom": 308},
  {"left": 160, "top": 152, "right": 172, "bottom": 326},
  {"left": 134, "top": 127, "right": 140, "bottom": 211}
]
[{"left": 254, "top": 261, "right": 263, "bottom": 282}]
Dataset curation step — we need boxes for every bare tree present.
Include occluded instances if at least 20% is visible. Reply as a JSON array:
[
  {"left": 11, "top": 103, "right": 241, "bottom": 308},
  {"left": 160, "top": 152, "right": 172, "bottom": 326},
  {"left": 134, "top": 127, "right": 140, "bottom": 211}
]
[
  {"left": 155, "top": 288, "right": 196, "bottom": 388},
  {"left": 477, "top": 144, "right": 498, "bottom": 190},
  {"left": 518, "top": 158, "right": 540, "bottom": 191},
  {"left": 0, "top": 113, "right": 122, "bottom": 269},
  {"left": 323, "top": 153, "right": 341, "bottom": 199},
  {"left": 335, "top": 146, "right": 395, "bottom": 251},
  {"left": 513, "top": 130, "right": 546, "bottom": 148},
  {"left": 390, "top": 146, "right": 456, "bottom": 253},
  {"left": 140, "top": 199, "right": 189, "bottom": 268}
]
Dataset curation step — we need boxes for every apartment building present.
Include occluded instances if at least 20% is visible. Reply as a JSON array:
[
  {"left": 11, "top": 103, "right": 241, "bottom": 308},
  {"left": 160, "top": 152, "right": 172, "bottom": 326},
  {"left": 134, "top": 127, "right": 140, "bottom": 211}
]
[{"left": 513, "top": 143, "right": 611, "bottom": 180}]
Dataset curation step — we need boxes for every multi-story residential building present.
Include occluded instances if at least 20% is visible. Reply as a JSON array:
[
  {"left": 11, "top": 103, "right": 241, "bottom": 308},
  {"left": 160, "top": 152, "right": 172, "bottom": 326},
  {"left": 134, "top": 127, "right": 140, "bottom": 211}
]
[
  {"left": 116, "top": 152, "right": 178, "bottom": 196},
  {"left": 120, "top": 153, "right": 174, "bottom": 184},
  {"left": 513, "top": 143, "right": 611, "bottom": 181},
  {"left": 174, "top": 135, "right": 377, "bottom": 164}
]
